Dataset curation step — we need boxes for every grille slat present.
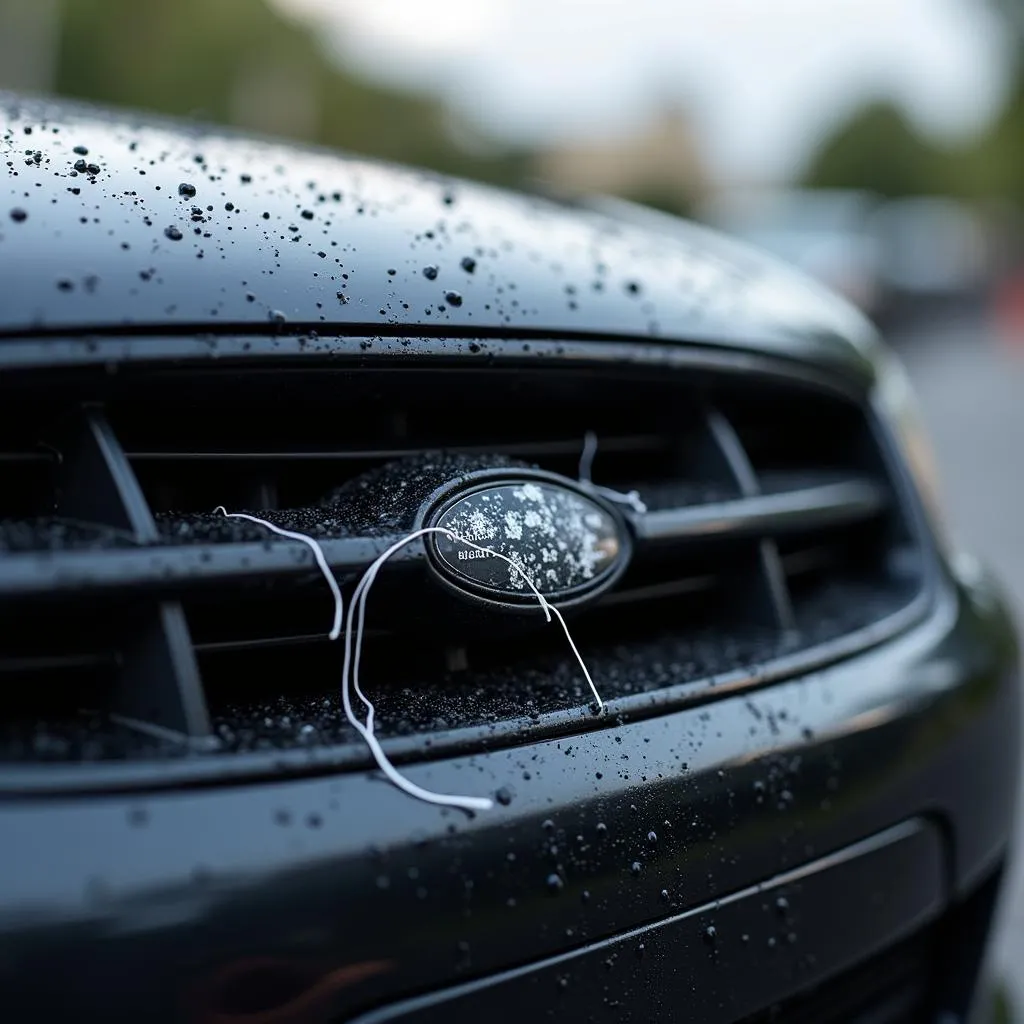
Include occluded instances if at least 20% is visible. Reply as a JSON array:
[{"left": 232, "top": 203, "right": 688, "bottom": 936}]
[
  {"left": 706, "top": 407, "right": 797, "bottom": 632},
  {"left": 124, "top": 433, "right": 665, "bottom": 463},
  {"left": 0, "top": 351, "right": 932, "bottom": 781},
  {"left": 637, "top": 476, "right": 887, "bottom": 543},
  {"left": 0, "top": 478, "right": 886, "bottom": 600}
]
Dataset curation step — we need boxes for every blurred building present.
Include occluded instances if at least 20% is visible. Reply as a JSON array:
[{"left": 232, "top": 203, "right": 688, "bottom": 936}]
[
  {"left": 534, "top": 105, "right": 706, "bottom": 214},
  {"left": 0, "top": 0, "right": 59, "bottom": 93}
]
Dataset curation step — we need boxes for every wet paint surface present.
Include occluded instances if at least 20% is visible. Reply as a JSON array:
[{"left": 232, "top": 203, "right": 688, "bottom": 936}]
[{"left": 1, "top": 92, "right": 877, "bottom": 381}]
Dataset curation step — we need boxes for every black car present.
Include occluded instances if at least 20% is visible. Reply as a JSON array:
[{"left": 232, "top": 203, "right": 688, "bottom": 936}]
[{"left": 0, "top": 93, "right": 1019, "bottom": 1024}]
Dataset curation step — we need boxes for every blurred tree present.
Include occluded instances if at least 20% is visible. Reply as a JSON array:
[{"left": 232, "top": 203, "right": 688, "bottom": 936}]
[
  {"left": 957, "top": 0, "right": 1024, "bottom": 204},
  {"left": 50, "top": 0, "right": 532, "bottom": 186},
  {"left": 802, "top": 101, "right": 952, "bottom": 198},
  {"left": 986, "top": 0, "right": 1024, "bottom": 40}
]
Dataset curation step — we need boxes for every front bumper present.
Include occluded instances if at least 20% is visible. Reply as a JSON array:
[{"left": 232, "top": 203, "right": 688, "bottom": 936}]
[{"left": 0, "top": 557, "right": 1018, "bottom": 1024}]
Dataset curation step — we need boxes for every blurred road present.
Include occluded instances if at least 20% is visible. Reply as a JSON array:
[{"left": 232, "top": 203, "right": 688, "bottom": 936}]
[{"left": 895, "top": 307, "right": 1024, "bottom": 1013}]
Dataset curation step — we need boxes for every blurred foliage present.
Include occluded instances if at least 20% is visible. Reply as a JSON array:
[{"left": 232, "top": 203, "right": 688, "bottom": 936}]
[
  {"left": 52, "top": 0, "right": 534, "bottom": 188},
  {"left": 802, "top": 101, "right": 957, "bottom": 198},
  {"left": 964, "top": 77, "right": 1024, "bottom": 203},
  {"left": 804, "top": 1, "right": 1024, "bottom": 204}
]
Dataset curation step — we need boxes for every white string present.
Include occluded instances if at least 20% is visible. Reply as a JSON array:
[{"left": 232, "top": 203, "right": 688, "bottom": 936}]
[
  {"left": 214, "top": 508, "right": 344, "bottom": 640},
  {"left": 578, "top": 431, "right": 648, "bottom": 515},
  {"left": 214, "top": 508, "right": 604, "bottom": 814}
]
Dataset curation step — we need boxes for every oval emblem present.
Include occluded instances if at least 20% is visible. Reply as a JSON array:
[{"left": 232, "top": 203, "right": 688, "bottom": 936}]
[{"left": 428, "top": 478, "right": 627, "bottom": 605}]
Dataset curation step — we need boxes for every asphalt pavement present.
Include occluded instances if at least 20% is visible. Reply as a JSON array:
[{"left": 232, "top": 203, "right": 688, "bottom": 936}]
[{"left": 895, "top": 305, "right": 1024, "bottom": 1013}]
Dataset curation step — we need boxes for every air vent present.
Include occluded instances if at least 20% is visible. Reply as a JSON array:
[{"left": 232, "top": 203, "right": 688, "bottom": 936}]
[{"left": 0, "top": 350, "right": 932, "bottom": 788}]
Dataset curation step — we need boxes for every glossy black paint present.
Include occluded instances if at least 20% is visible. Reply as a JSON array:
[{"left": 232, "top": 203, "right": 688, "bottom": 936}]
[
  {"left": 351, "top": 821, "right": 946, "bottom": 1023},
  {"left": 0, "top": 93, "right": 879, "bottom": 379}
]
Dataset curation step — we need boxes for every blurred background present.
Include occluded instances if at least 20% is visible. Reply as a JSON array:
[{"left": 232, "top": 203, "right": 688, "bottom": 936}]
[{"left": 3, "top": 0, "right": 1024, "bottom": 1011}]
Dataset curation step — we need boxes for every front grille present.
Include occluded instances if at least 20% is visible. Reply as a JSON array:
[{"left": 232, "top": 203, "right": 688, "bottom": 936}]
[{"left": 0, "top": 346, "right": 932, "bottom": 788}]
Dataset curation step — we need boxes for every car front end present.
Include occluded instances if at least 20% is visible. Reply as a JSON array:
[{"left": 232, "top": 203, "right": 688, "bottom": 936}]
[{"left": 0, "top": 94, "right": 1019, "bottom": 1024}]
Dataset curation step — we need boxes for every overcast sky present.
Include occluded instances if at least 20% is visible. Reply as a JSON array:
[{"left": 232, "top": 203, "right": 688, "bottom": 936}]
[{"left": 275, "top": 0, "right": 1012, "bottom": 183}]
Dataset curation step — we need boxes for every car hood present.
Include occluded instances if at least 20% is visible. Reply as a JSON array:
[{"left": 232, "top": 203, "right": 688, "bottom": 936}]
[{"left": 1, "top": 93, "right": 881, "bottom": 380}]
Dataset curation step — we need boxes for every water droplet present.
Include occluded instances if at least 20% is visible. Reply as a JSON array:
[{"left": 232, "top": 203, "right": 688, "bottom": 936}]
[
  {"left": 178, "top": 182, "right": 196, "bottom": 197},
  {"left": 9, "top": 208, "right": 27, "bottom": 223},
  {"left": 268, "top": 310, "right": 287, "bottom": 323},
  {"left": 647, "top": 830, "right": 658, "bottom": 844},
  {"left": 775, "top": 896, "right": 790, "bottom": 915},
  {"left": 72, "top": 144, "right": 88, "bottom": 155},
  {"left": 300, "top": 209, "right": 314, "bottom": 220},
  {"left": 660, "top": 889, "right": 670, "bottom": 902},
  {"left": 422, "top": 265, "right": 439, "bottom": 280},
  {"left": 460, "top": 256, "right": 477, "bottom": 273},
  {"left": 495, "top": 786, "right": 513, "bottom": 806},
  {"left": 445, "top": 291, "right": 463, "bottom": 307},
  {"left": 546, "top": 873, "right": 565, "bottom": 894},
  {"left": 703, "top": 925, "right": 717, "bottom": 944},
  {"left": 73, "top": 158, "right": 87, "bottom": 172},
  {"left": 625, "top": 280, "right": 642, "bottom": 296},
  {"left": 164, "top": 225, "right": 183, "bottom": 241},
  {"left": 542, "top": 818, "right": 555, "bottom": 832},
  {"left": 126, "top": 807, "right": 149, "bottom": 827},
  {"left": 630, "top": 861, "right": 642, "bottom": 876}
]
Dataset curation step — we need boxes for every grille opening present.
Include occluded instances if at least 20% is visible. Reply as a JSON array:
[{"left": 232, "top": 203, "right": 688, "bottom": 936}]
[
  {"left": 199, "top": 574, "right": 782, "bottom": 750},
  {"left": 719, "top": 386, "right": 875, "bottom": 480},
  {"left": 0, "top": 606, "right": 156, "bottom": 763},
  {"left": 0, "top": 408, "right": 64, "bottom": 545},
  {"left": 0, "top": 610, "right": 205, "bottom": 764},
  {"left": 108, "top": 368, "right": 694, "bottom": 515},
  {"left": 0, "top": 454, "right": 53, "bottom": 522},
  {"left": 782, "top": 518, "right": 923, "bottom": 643},
  {"left": 0, "top": 662, "right": 113, "bottom": 762}
]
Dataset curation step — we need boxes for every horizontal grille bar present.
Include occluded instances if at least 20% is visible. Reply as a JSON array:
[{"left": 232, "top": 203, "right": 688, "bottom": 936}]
[
  {"left": 636, "top": 477, "right": 887, "bottom": 544},
  {"left": 0, "top": 473, "right": 889, "bottom": 603},
  {"left": 123, "top": 434, "right": 665, "bottom": 462},
  {"left": 0, "top": 535, "right": 393, "bottom": 601}
]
